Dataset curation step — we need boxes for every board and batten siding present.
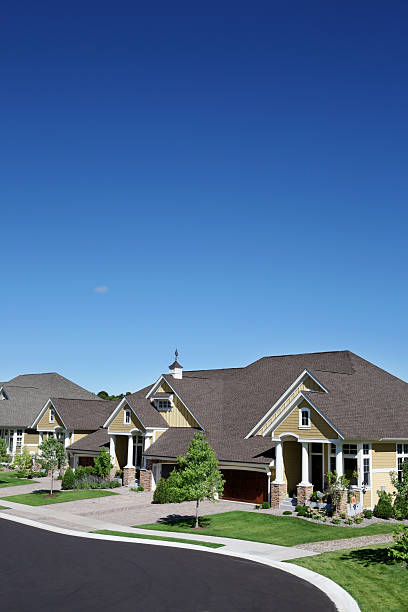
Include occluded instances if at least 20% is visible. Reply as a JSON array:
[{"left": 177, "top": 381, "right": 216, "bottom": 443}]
[
  {"left": 109, "top": 407, "right": 145, "bottom": 433},
  {"left": 283, "top": 440, "right": 301, "bottom": 492},
  {"left": 257, "top": 376, "right": 324, "bottom": 436},
  {"left": 72, "top": 430, "right": 93, "bottom": 443},
  {"left": 37, "top": 406, "right": 64, "bottom": 429},
  {"left": 273, "top": 401, "right": 336, "bottom": 439},
  {"left": 156, "top": 382, "right": 200, "bottom": 428}
]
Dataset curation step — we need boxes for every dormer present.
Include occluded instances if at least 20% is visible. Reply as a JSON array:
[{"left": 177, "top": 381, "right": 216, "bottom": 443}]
[
  {"left": 169, "top": 349, "right": 183, "bottom": 379},
  {"left": 0, "top": 387, "right": 8, "bottom": 400},
  {"left": 151, "top": 392, "right": 174, "bottom": 411}
]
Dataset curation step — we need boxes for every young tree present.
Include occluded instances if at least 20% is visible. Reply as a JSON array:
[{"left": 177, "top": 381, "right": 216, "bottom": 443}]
[
  {"left": 93, "top": 446, "right": 113, "bottom": 479},
  {"left": 0, "top": 438, "right": 7, "bottom": 460},
  {"left": 38, "top": 437, "right": 66, "bottom": 495},
  {"left": 13, "top": 448, "right": 33, "bottom": 475},
  {"left": 390, "top": 461, "right": 408, "bottom": 519},
  {"left": 173, "top": 432, "right": 224, "bottom": 528},
  {"left": 325, "top": 470, "right": 350, "bottom": 514}
]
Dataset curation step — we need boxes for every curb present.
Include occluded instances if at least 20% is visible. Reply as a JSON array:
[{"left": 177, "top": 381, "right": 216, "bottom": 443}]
[{"left": 0, "top": 512, "right": 360, "bottom": 612}]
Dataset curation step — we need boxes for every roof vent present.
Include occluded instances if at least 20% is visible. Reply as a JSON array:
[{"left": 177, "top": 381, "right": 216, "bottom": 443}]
[{"left": 169, "top": 349, "right": 183, "bottom": 379}]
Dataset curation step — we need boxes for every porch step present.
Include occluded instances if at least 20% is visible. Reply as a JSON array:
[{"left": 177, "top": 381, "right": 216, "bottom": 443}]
[{"left": 279, "top": 497, "right": 298, "bottom": 510}]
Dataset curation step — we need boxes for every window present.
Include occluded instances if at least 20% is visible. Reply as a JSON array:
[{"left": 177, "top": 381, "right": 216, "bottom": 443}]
[
  {"left": 363, "top": 444, "right": 370, "bottom": 455},
  {"left": 49, "top": 408, "right": 55, "bottom": 424},
  {"left": 363, "top": 457, "right": 370, "bottom": 486},
  {"left": 56, "top": 432, "right": 64, "bottom": 444},
  {"left": 397, "top": 444, "right": 408, "bottom": 482},
  {"left": 156, "top": 400, "right": 172, "bottom": 411},
  {"left": 343, "top": 444, "right": 357, "bottom": 456},
  {"left": 16, "top": 430, "right": 23, "bottom": 452},
  {"left": 299, "top": 406, "right": 310, "bottom": 428},
  {"left": 133, "top": 435, "right": 144, "bottom": 467},
  {"left": 124, "top": 409, "right": 131, "bottom": 425}
]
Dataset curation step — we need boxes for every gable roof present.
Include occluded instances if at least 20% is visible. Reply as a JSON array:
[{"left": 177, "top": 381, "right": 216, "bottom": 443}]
[
  {"left": 0, "top": 372, "right": 98, "bottom": 427},
  {"left": 67, "top": 428, "right": 109, "bottom": 453},
  {"left": 48, "top": 398, "right": 116, "bottom": 430}
]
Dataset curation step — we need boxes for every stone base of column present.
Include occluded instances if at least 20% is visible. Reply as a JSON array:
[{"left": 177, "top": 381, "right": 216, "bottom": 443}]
[
  {"left": 335, "top": 490, "right": 348, "bottom": 516},
  {"left": 109, "top": 466, "right": 117, "bottom": 480},
  {"left": 270, "top": 482, "right": 287, "bottom": 508},
  {"left": 140, "top": 460, "right": 153, "bottom": 491},
  {"left": 297, "top": 484, "right": 313, "bottom": 506},
  {"left": 123, "top": 467, "right": 136, "bottom": 486}
]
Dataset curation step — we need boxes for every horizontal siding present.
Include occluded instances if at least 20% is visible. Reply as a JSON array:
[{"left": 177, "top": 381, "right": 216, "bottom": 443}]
[
  {"left": 372, "top": 472, "right": 395, "bottom": 506},
  {"left": 257, "top": 376, "right": 323, "bottom": 436},
  {"left": 274, "top": 401, "right": 336, "bottom": 439},
  {"left": 363, "top": 490, "right": 371, "bottom": 509},
  {"left": 24, "top": 432, "right": 39, "bottom": 445},
  {"left": 109, "top": 407, "right": 145, "bottom": 433},
  {"left": 73, "top": 430, "right": 93, "bottom": 443},
  {"left": 372, "top": 443, "right": 396, "bottom": 469}
]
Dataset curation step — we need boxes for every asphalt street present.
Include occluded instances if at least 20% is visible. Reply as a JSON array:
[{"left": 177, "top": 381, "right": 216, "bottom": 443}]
[{"left": 0, "top": 518, "right": 335, "bottom": 611}]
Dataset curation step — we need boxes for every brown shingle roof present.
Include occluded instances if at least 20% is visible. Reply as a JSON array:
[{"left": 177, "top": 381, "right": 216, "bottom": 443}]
[
  {"left": 67, "top": 428, "right": 109, "bottom": 453},
  {"left": 50, "top": 398, "right": 116, "bottom": 430}
]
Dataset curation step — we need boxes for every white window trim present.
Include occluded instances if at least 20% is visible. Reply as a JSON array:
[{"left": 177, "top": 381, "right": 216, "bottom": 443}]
[
  {"left": 124, "top": 409, "right": 131, "bottom": 425},
  {"left": 298, "top": 406, "right": 311, "bottom": 429},
  {"left": 49, "top": 408, "right": 55, "bottom": 424}
]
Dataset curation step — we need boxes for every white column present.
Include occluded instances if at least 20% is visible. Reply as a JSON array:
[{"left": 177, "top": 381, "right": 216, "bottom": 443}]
[
  {"left": 300, "top": 442, "right": 312, "bottom": 486},
  {"left": 12, "top": 430, "right": 17, "bottom": 457},
  {"left": 357, "top": 443, "right": 363, "bottom": 489},
  {"left": 273, "top": 440, "right": 284, "bottom": 483},
  {"left": 267, "top": 471, "right": 271, "bottom": 504},
  {"left": 336, "top": 443, "right": 343, "bottom": 477},
  {"left": 109, "top": 434, "right": 116, "bottom": 467},
  {"left": 125, "top": 435, "right": 134, "bottom": 468},
  {"left": 64, "top": 431, "right": 70, "bottom": 448}
]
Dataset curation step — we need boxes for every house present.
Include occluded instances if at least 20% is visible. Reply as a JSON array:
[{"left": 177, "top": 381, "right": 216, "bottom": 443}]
[
  {"left": 0, "top": 373, "right": 100, "bottom": 458},
  {"left": 59, "top": 350, "right": 408, "bottom": 510},
  {"left": 3, "top": 351, "right": 408, "bottom": 511}
]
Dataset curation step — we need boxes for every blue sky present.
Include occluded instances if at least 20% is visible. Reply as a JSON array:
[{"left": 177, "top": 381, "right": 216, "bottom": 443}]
[{"left": 1, "top": 2, "right": 407, "bottom": 393}]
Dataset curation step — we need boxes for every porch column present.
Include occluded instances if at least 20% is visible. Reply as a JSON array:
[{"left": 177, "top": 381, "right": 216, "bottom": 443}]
[
  {"left": 273, "top": 440, "right": 284, "bottom": 483},
  {"left": 125, "top": 434, "right": 134, "bottom": 468},
  {"left": 64, "top": 431, "right": 70, "bottom": 448},
  {"left": 336, "top": 443, "right": 343, "bottom": 476},
  {"left": 12, "top": 430, "right": 17, "bottom": 457},
  {"left": 270, "top": 441, "right": 286, "bottom": 508},
  {"left": 109, "top": 434, "right": 116, "bottom": 466},
  {"left": 300, "top": 442, "right": 312, "bottom": 486}
]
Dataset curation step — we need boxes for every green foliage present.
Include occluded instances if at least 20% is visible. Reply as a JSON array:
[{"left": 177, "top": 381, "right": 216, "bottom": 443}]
[
  {"left": 97, "top": 390, "right": 132, "bottom": 401},
  {"left": 363, "top": 509, "right": 373, "bottom": 519},
  {"left": 374, "top": 490, "right": 394, "bottom": 519},
  {"left": 137, "top": 485, "right": 144, "bottom": 491},
  {"left": 93, "top": 447, "right": 112, "bottom": 478},
  {"left": 388, "top": 525, "right": 408, "bottom": 565},
  {"left": 325, "top": 471, "right": 350, "bottom": 513},
  {"left": 283, "top": 510, "right": 292, "bottom": 515},
  {"left": 153, "top": 477, "right": 171, "bottom": 503},
  {"left": 261, "top": 501, "right": 271, "bottom": 509},
  {"left": 74, "top": 465, "right": 94, "bottom": 480},
  {"left": 0, "top": 439, "right": 7, "bottom": 459},
  {"left": 390, "top": 462, "right": 408, "bottom": 520},
  {"left": 295, "top": 504, "right": 304, "bottom": 512},
  {"left": 332, "top": 518, "right": 341, "bottom": 524},
  {"left": 38, "top": 437, "right": 67, "bottom": 494},
  {"left": 61, "top": 467, "right": 75, "bottom": 490},
  {"left": 12, "top": 448, "right": 33, "bottom": 474}
]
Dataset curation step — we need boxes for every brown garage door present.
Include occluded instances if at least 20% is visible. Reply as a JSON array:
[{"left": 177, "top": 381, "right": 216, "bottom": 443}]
[{"left": 222, "top": 470, "right": 268, "bottom": 504}]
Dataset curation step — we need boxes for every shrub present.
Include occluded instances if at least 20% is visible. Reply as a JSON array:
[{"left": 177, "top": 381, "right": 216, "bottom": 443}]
[
  {"left": 93, "top": 447, "right": 112, "bottom": 479},
  {"left": 374, "top": 490, "right": 394, "bottom": 519},
  {"left": 391, "top": 461, "right": 408, "bottom": 520},
  {"left": 340, "top": 512, "right": 346, "bottom": 519},
  {"left": 331, "top": 518, "right": 341, "bottom": 524},
  {"left": 61, "top": 467, "right": 76, "bottom": 490},
  {"left": 137, "top": 485, "right": 144, "bottom": 491},
  {"left": 282, "top": 510, "right": 292, "bottom": 515},
  {"left": 153, "top": 478, "right": 170, "bottom": 504},
  {"left": 354, "top": 518, "right": 363, "bottom": 524},
  {"left": 74, "top": 465, "right": 94, "bottom": 480},
  {"left": 261, "top": 501, "right": 270, "bottom": 509},
  {"left": 115, "top": 469, "right": 123, "bottom": 478},
  {"left": 345, "top": 518, "right": 353, "bottom": 525},
  {"left": 310, "top": 491, "right": 319, "bottom": 502},
  {"left": 295, "top": 505, "right": 303, "bottom": 513},
  {"left": 363, "top": 509, "right": 373, "bottom": 519},
  {"left": 388, "top": 526, "right": 408, "bottom": 564}
]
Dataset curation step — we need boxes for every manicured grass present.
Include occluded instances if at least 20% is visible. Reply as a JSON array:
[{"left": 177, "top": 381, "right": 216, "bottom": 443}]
[
  {"left": 91, "top": 530, "right": 224, "bottom": 549},
  {"left": 135, "top": 511, "right": 397, "bottom": 547},
  {"left": 1, "top": 489, "right": 118, "bottom": 506},
  {"left": 289, "top": 545, "right": 408, "bottom": 612},
  {"left": 0, "top": 471, "right": 38, "bottom": 488},
  {"left": 0, "top": 505, "right": 9, "bottom": 509}
]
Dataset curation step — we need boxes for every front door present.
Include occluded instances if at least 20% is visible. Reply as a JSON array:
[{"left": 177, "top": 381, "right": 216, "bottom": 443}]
[{"left": 311, "top": 443, "right": 323, "bottom": 491}]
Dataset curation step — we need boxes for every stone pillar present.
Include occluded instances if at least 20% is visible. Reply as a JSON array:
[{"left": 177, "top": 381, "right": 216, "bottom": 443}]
[
  {"left": 123, "top": 467, "right": 136, "bottom": 486},
  {"left": 270, "top": 482, "right": 287, "bottom": 508},
  {"left": 297, "top": 485, "right": 313, "bottom": 506},
  {"left": 336, "top": 489, "right": 348, "bottom": 516},
  {"left": 140, "top": 459, "right": 153, "bottom": 491}
]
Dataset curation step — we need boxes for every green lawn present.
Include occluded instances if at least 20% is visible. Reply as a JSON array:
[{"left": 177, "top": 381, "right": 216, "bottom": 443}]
[
  {"left": 91, "top": 530, "right": 224, "bottom": 549},
  {"left": 289, "top": 545, "right": 408, "bottom": 612},
  {"left": 0, "top": 471, "right": 38, "bottom": 488},
  {"left": 0, "top": 505, "right": 9, "bottom": 509},
  {"left": 135, "top": 511, "right": 396, "bottom": 547},
  {"left": 1, "top": 490, "right": 118, "bottom": 506}
]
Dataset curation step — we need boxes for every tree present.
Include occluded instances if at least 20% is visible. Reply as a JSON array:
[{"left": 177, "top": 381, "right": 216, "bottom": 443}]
[
  {"left": 93, "top": 446, "right": 113, "bottom": 478},
  {"left": 325, "top": 471, "right": 350, "bottom": 514},
  {"left": 391, "top": 462, "right": 408, "bottom": 519},
  {"left": 0, "top": 438, "right": 7, "bottom": 459},
  {"left": 38, "top": 437, "right": 66, "bottom": 495},
  {"left": 13, "top": 448, "right": 33, "bottom": 474},
  {"left": 172, "top": 433, "right": 224, "bottom": 528}
]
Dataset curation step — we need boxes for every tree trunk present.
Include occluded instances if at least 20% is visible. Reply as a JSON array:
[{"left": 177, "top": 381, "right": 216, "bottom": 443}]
[
  {"left": 50, "top": 469, "right": 53, "bottom": 495},
  {"left": 195, "top": 499, "right": 199, "bottom": 528}
]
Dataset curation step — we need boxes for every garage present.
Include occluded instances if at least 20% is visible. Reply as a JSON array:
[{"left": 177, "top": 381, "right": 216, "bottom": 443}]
[{"left": 221, "top": 469, "right": 268, "bottom": 504}]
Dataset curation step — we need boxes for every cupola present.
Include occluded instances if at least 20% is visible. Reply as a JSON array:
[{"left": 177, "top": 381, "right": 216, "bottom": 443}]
[{"left": 169, "top": 349, "right": 183, "bottom": 379}]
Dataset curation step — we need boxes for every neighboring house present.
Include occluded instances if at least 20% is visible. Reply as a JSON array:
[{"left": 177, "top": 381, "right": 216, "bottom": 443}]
[
  {"left": 61, "top": 350, "right": 408, "bottom": 510},
  {"left": 0, "top": 373, "right": 100, "bottom": 457},
  {"left": 4, "top": 351, "right": 408, "bottom": 511}
]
